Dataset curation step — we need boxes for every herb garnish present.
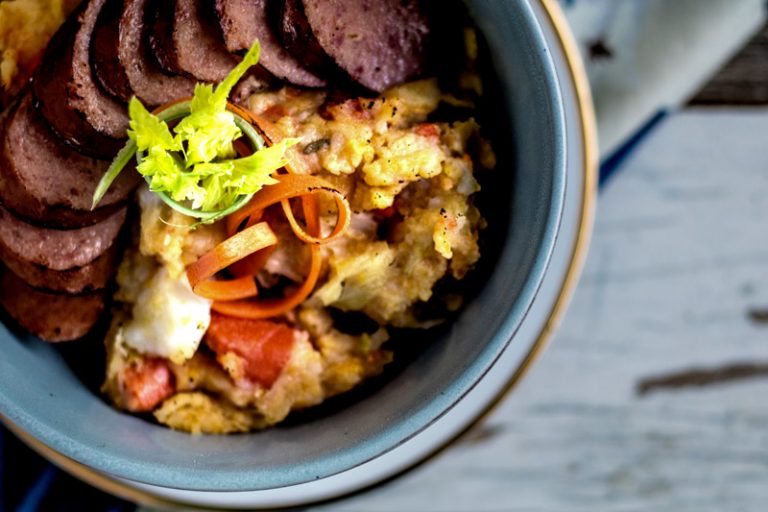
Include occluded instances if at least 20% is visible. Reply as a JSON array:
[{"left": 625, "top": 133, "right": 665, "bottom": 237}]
[{"left": 92, "top": 42, "right": 297, "bottom": 224}]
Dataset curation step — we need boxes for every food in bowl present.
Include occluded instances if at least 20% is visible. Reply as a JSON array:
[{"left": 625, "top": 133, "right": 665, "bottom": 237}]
[
  {"left": 0, "top": 0, "right": 495, "bottom": 434},
  {"left": 0, "top": 0, "right": 81, "bottom": 106}
]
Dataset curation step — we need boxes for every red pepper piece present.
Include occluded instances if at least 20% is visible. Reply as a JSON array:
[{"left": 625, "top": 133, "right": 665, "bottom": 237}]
[{"left": 205, "top": 313, "right": 296, "bottom": 389}]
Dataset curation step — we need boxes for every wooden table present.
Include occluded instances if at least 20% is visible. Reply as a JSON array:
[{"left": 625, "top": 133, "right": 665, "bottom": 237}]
[
  {"left": 307, "top": 105, "right": 768, "bottom": 512},
  {"left": 306, "top": 23, "right": 768, "bottom": 512}
]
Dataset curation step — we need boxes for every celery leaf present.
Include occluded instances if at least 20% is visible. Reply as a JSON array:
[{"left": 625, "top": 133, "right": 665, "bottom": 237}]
[
  {"left": 127, "top": 97, "right": 181, "bottom": 153},
  {"left": 109, "top": 40, "right": 296, "bottom": 217}
]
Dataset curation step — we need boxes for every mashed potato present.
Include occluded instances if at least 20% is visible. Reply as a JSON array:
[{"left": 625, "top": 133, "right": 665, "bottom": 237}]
[
  {"left": 103, "top": 78, "right": 493, "bottom": 434},
  {"left": 0, "top": 0, "right": 79, "bottom": 104},
  {"left": 254, "top": 79, "right": 488, "bottom": 326}
]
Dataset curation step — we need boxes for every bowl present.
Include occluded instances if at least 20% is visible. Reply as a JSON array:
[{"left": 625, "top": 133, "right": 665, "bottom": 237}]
[{"left": 0, "top": 0, "right": 595, "bottom": 508}]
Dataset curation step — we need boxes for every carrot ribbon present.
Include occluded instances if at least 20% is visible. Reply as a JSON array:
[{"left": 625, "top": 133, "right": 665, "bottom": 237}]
[{"left": 184, "top": 106, "right": 352, "bottom": 319}]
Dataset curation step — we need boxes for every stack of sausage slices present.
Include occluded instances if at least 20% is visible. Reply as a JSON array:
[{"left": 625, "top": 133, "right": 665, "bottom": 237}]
[{"left": 0, "top": 0, "right": 431, "bottom": 342}]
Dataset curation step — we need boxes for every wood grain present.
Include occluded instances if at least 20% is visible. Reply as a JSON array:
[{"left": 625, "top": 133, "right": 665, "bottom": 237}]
[
  {"left": 691, "top": 24, "right": 768, "bottom": 104},
  {"left": 308, "top": 109, "right": 768, "bottom": 511}
]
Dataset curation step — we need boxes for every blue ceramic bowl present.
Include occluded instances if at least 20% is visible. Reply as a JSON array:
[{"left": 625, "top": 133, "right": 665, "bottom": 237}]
[{"left": 0, "top": 0, "right": 567, "bottom": 500}]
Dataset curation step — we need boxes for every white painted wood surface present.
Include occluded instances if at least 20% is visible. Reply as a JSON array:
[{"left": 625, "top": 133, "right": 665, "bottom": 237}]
[
  {"left": 563, "top": 0, "right": 765, "bottom": 157},
  {"left": 307, "top": 109, "right": 768, "bottom": 511}
]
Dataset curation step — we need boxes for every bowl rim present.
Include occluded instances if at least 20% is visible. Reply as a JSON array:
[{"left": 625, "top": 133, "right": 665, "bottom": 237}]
[{"left": 0, "top": 0, "right": 584, "bottom": 497}]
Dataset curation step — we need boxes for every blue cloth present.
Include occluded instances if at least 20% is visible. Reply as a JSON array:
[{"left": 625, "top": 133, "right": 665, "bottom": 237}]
[{"left": 1, "top": 427, "right": 132, "bottom": 512}]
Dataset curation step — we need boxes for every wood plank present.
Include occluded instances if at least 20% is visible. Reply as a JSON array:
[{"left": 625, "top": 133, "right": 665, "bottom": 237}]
[
  {"left": 691, "top": 24, "right": 768, "bottom": 104},
  {"left": 309, "top": 109, "right": 768, "bottom": 511}
]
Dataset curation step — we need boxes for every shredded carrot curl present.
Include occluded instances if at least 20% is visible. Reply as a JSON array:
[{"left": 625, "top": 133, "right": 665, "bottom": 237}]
[
  {"left": 186, "top": 222, "right": 277, "bottom": 301},
  {"left": 183, "top": 105, "right": 352, "bottom": 319}
]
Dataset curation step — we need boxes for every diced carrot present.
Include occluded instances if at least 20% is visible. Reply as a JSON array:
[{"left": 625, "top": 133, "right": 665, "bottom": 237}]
[
  {"left": 415, "top": 123, "right": 440, "bottom": 139},
  {"left": 121, "top": 358, "right": 175, "bottom": 413},
  {"left": 205, "top": 313, "right": 296, "bottom": 389}
]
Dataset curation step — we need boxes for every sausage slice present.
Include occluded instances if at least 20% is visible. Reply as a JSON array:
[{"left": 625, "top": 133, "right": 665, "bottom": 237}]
[
  {"left": 0, "top": 95, "right": 138, "bottom": 228},
  {"left": 118, "top": 0, "right": 196, "bottom": 106},
  {"left": 151, "top": 0, "right": 240, "bottom": 83},
  {"left": 299, "top": 0, "right": 430, "bottom": 92},
  {"left": 0, "top": 243, "right": 119, "bottom": 294},
  {"left": 33, "top": 0, "right": 128, "bottom": 159},
  {"left": 0, "top": 270, "right": 106, "bottom": 342},
  {"left": 277, "top": 0, "right": 335, "bottom": 78},
  {"left": 0, "top": 205, "right": 126, "bottom": 272},
  {"left": 216, "top": 0, "right": 326, "bottom": 88},
  {"left": 92, "top": 0, "right": 134, "bottom": 102},
  {"left": 148, "top": 0, "right": 179, "bottom": 76}
]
